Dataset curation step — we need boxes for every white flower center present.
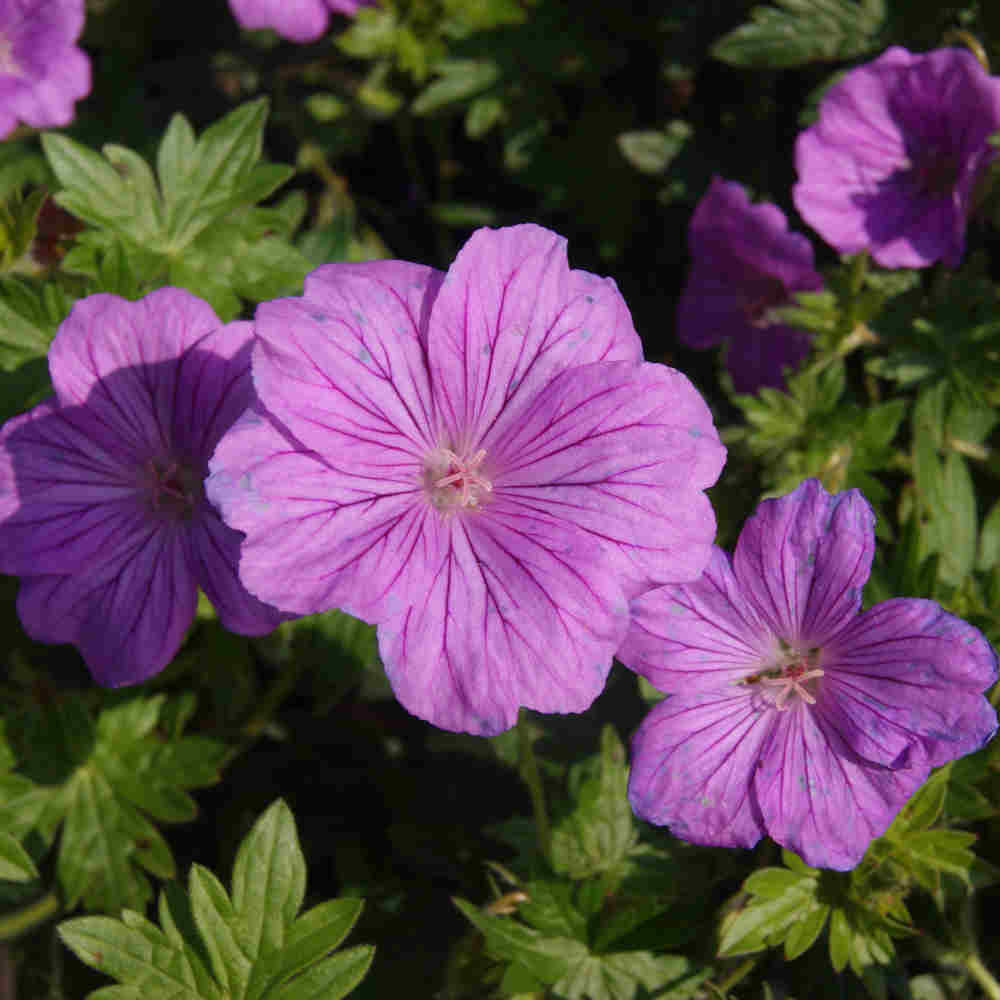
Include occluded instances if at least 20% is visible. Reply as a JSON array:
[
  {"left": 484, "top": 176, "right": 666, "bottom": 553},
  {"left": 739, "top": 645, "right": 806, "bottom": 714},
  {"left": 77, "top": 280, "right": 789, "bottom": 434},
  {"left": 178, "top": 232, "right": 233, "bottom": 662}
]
[
  {"left": 423, "top": 446, "right": 492, "bottom": 514},
  {"left": 746, "top": 645, "right": 824, "bottom": 711}
]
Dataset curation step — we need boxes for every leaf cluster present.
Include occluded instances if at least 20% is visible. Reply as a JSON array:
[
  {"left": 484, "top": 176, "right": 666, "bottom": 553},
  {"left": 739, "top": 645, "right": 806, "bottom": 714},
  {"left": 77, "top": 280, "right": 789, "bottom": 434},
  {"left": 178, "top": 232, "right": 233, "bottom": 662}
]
[{"left": 59, "top": 799, "right": 373, "bottom": 1000}]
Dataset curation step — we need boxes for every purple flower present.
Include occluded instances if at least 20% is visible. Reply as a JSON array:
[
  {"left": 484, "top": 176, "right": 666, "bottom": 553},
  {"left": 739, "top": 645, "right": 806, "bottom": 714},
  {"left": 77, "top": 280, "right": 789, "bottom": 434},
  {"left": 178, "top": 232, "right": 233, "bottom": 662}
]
[
  {"left": 0, "top": 289, "right": 285, "bottom": 686},
  {"left": 207, "top": 225, "right": 726, "bottom": 735},
  {"left": 794, "top": 46, "right": 1000, "bottom": 269},
  {"left": 0, "top": 0, "right": 91, "bottom": 139},
  {"left": 228, "top": 0, "right": 374, "bottom": 42},
  {"left": 677, "top": 178, "right": 823, "bottom": 394},
  {"left": 620, "top": 479, "right": 997, "bottom": 870}
]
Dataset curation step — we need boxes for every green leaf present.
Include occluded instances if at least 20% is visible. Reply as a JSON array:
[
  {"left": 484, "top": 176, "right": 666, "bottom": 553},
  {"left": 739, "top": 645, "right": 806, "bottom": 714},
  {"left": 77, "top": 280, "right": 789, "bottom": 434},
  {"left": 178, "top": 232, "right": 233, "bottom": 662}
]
[
  {"left": 712, "top": 0, "right": 887, "bottom": 68},
  {"left": 550, "top": 726, "right": 637, "bottom": 881},
  {"left": 0, "top": 830, "right": 38, "bottom": 881},
  {"left": 231, "top": 799, "right": 307, "bottom": 960},
  {"left": 553, "top": 951, "right": 708, "bottom": 1000},
  {"left": 412, "top": 59, "right": 500, "bottom": 114},
  {"left": 616, "top": 122, "right": 691, "bottom": 175},
  {"left": 784, "top": 903, "right": 830, "bottom": 960},
  {"left": 517, "top": 881, "right": 587, "bottom": 942},
  {"left": 61, "top": 800, "right": 371, "bottom": 1000},
  {"left": 4, "top": 693, "right": 225, "bottom": 913}
]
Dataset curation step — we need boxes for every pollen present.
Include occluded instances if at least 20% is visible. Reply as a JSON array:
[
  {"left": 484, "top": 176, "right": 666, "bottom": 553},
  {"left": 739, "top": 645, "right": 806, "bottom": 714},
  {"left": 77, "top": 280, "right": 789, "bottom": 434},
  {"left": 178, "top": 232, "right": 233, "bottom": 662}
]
[{"left": 423, "top": 446, "right": 493, "bottom": 514}]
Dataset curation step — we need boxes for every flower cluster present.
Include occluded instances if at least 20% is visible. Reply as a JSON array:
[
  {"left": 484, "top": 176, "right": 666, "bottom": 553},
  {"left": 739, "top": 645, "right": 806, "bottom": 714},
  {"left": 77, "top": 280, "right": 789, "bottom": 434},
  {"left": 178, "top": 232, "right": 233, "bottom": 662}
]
[
  {"left": 620, "top": 480, "right": 998, "bottom": 870},
  {"left": 228, "top": 0, "right": 374, "bottom": 42},
  {"left": 0, "top": 0, "right": 90, "bottom": 139}
]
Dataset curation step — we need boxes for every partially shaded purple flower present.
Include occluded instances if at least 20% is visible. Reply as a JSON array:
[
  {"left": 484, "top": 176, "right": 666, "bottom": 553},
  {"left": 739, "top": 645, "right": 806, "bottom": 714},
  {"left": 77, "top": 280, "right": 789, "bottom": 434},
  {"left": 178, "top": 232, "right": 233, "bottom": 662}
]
[
  {"left": 0, "top": 289, "right": 285, "bottom": 686},
  {"left": 620, "top": 479, "right": 997, "bottom": 870},
  {"left": 0, "top": 0, "right": 91, "bottom": 139},
  {"left": 208, "top": 225, "right": 726, "bottom": 735},
  {"left": 794, "top": 46, "right": 1000, "bottom": 268},
  {"left": 677, "top": 177, "right": 822, "bottom": 393},
  {"left": 228, "top": 0, "right": 374, "bottom": 42}
]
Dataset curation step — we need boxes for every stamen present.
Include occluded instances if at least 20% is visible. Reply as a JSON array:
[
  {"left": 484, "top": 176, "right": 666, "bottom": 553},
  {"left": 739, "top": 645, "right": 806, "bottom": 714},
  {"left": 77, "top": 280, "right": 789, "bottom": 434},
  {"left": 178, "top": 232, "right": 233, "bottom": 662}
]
[
  {"left": 424, "top": 447, "right": 492, "bottom": 513},
  {"left": 759, "top": 667, "right": 825, "bottom": 711}
]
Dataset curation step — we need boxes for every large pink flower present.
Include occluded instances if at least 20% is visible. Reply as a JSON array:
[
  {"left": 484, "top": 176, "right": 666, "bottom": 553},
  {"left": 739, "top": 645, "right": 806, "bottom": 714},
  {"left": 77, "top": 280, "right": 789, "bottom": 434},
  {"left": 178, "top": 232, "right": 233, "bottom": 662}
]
[
  {"left": 0, "top": 0, "right": 91, "bottom": 138},
  {"left": 208, "top": 225, "right": 726, "bottom": 735}
]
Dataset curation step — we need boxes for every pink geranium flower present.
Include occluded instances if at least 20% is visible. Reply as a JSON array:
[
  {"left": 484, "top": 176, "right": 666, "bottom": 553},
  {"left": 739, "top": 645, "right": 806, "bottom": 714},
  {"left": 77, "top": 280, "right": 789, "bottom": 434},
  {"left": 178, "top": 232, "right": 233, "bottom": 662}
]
[
  {"left": 228, "top": 0, "right": 374, "bottom": 43},
  {"left": 794, "top": 46, "right": 1000, "bottom": 268},
  {"left": 0, "top": 289, "right": 285, "bottom": 685},
  {"left": 0, "top": 0, "right": 91, "bottom": 138},
  {"left": 621, "top": 480, "right": 997, "bottom": 870},
  {"left": 208, "top": 225, "right": 726, "bottom": 735}
]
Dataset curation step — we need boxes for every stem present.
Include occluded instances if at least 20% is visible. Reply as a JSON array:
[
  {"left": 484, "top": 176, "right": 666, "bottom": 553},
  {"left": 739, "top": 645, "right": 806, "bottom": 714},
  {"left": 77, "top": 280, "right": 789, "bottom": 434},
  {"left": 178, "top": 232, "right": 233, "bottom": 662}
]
[
  {"left": 517, "top": 715, "right": 551, "bottom": 863},
  {"left": 966, "top": 954, "right": 1000, "bottom": 1000},
  {"left": 0, "top": 891, "right": 59, "bottom": 942},
  {"left": 716, "top": 957, "right": 758, "bottom": 996},
  {"left": 238, "top": 656, "right": 306, "bottom": 748}
]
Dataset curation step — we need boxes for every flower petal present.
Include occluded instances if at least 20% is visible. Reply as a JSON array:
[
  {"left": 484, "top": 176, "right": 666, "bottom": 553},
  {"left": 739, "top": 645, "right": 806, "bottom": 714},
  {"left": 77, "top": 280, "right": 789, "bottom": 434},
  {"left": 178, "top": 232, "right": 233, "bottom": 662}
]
[
  {"left": 0, "top": 399, "right": 152, "bottom": 576},
  {"left": 46, "top": 289, "right": 228, "bottom": 462},
  {"left": 427, "top": 225, "right": 642, "bottom": 445},
  {"left": 187, "top": 506, "right": 287, "bottom": 635},
  {"left": 722, "top": 323, "right": 813, "bottom": 394},
  {"left": 377, "top": 501, "right": 629, "bottom": 735},
  {"left": 825, "top": 597, "right": 998, "bottom": 767},
  {"left": 228, "top": 0, "right": 331, "bottom": 41},
  {"left": 733, "top": 479, "right": 874, "bottom": 645},
  {"left": 251, "top": 261, "right": 442, "bottom": 469},
  {"left": 755, "top": 703, "right": 929, "bottom": 870},
  {"left": 618, "top": 547, "right": 776, "bottom": 693},
  {"left": 628, "top": 689, "right": 771, "bottom": 849},
  {"left": 489, "top": 360, "right": 724, "bottom": 596},
  {"left": 207, "top": 406, "right": 445, "bottom": 620},
  {"left": 15, "top": 527, "right": 197, "bottom": 687}
]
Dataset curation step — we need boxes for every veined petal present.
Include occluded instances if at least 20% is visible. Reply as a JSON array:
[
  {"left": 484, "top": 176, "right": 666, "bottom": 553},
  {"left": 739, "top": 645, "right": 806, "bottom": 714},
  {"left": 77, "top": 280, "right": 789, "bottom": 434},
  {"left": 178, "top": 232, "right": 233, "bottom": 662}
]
[
  {"left": 755, "top": 703, "right": 929, "bottom": 870},
  {"left": 619, "top": 547, "right": 776, "bottom": 693},
  {"left": 187, "top": 506, "right": 287, "bottom": 635},
  {"left": 207, "top": 406, "right": 445, "bottom": 620},
  {"left": 628, "top": 689, "right": 771, "bottom": 849},
  {"left": 733, "top": 479, "right": 874, "bottom": 645},
  {"left": 0, "top": 399, "right": 151, "bottom": 576},
  {"left": 16, "top": 526, "right": 197, "bottom": 686},
  {"left": 826, "top": 597, "right": 998, "bottom": 767},
  {"left": 251, "top": 261, "right": 442, "bottom": 467},
  {"left": 489, "top": 361, "right": 724, "bottom": 595},
  {"left": 378, "top": 501, "right": 629, "bottom": 735},
  {"left": 427, "top": 225, "right": 642, "bottom": 445},
  {"left": 46, "top": 289, "right": 228, "bottom": 461}
]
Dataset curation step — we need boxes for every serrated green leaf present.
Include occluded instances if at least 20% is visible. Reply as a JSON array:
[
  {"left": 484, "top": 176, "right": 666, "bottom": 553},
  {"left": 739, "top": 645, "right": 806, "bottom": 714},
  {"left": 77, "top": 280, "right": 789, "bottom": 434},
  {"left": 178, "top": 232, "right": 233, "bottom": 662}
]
[
  {"left": 466, "top": 95, "right": 505, "bottom": 138},
  {"left": 553, "top": 951, "right": 707, "bottom": 1000},
  {"left": 231, "top": 799, "right": 307, "bottom": 961},
  {"left": 517, "top": 881, "right": 587, "bottom": 942},
  {"left": 42, "top": 133, "right": 134, "bottom": 231},
  {"left": 246, "top": 898, "right": 365, "bottom": 1000},
  {"left": 0, "top": 831, "right": 37, "bottom": 881},
  {"left": 454, "top": 897, "right": 583, "bottom": 984},
  {"left": 412, "top": 59, "right": 499, "bottom": 114},
  {"left": 157, "top": 113, "right": 198, "bottom": 209},
  {"left": 0, "top": 294, "right": 54, "bottom": 369},
  {"left": 550, "top": 726, "right": 636, "bottom": 881},
  {"left": 266, "top": 945, "right": 374, "bottom": 1000},
  {"left": 743, "top": 867, "right": 809, "bottom": 899},
  {"left": 231, "top": 235, "right": 310, "bottom": 302},
  {"left": 784, "top": 903, "right": 830, "bottom": 960},
  {"left": 617, "top": 122, "right": 691, "bottom": 175},
  {"left": 718, "top": 881, "right": 816, "bottom": 956},
  {"left": 712, "top": 0, "right": 886, "bottom": 68},
  {"left": 828, "top": 907, "right": 851, "bottom": 973},
  {"left": 189, "top": 863, "right": 251, "bottom": 997}
]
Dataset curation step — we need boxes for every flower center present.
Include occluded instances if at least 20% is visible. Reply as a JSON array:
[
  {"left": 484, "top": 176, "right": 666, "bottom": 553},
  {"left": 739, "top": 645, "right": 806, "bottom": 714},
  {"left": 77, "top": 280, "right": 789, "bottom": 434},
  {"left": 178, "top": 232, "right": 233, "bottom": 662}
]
[
  {"left": 743, "top": 276, "right": 788, "bottom": 328},
  {"left": 746, "top": 645, "right": 824, "bottom": 711},
  {"left": 423, "top": 446, "right": 492, "bottom": 514},
  {"left": 144, "top": 459, "right": 202, "bottom": 519}
]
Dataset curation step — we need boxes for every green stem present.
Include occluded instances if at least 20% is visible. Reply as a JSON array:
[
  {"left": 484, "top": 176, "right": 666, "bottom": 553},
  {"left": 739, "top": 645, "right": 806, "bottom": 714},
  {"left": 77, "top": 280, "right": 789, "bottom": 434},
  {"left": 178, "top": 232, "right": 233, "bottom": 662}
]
[
  {"left": 517, "top": 716, "right": 551, "bottom": 863},
  {"left": 716, "top": 957, "right": 758, "bottom": 996},
  {"left": 965, "top": 954, "right": 1000, "bottom": 1000},
  {"left": 0, "top": 890, "right": 59, "bottom": 942},
  {"left": 238, "top": 656, "right": 306, "bottom": 748}
]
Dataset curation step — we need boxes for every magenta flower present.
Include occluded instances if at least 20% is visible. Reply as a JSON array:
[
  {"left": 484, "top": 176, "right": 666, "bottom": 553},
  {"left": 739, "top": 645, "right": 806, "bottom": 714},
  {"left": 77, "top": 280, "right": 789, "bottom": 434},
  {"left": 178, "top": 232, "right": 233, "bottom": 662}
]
[
  {"left": 228, "top": 0, "right": 374, "bottom": 42},
  {"left": 207, "top": 225, "right": 726, "bottom": 735},
  {"left": 677, "top": 178, "right": 823, "bottom": 393},
  {"left": 620, "top": 479, "right": 997, "bottom": 870},
  {"left": 794, "top": 46, "right": 1000, "bottom": 269},
  {"left": 0, "top": 289, "right": 285, "bottom": 686},
  {"left": 0, "top": 0, "right": 91, "bottom": 139}
]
